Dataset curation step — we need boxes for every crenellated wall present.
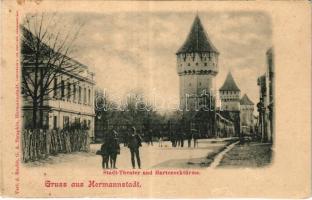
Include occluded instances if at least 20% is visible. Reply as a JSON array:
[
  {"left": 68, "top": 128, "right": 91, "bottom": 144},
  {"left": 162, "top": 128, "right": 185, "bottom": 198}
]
[{"left": 177, "top": 52, "right": 218, "bottom": 75}]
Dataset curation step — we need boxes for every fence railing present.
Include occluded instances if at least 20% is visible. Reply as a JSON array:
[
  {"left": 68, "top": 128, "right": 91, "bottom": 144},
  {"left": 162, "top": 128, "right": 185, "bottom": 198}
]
[{"left": 21, "top": 129, "right": 89, "bottom": 162}]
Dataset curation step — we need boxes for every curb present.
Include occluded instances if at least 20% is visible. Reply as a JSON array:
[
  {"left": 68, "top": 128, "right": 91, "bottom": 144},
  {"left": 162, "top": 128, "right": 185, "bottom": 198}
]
[{"left": 209, "top": 141, "right": 240, "bottom": 168}]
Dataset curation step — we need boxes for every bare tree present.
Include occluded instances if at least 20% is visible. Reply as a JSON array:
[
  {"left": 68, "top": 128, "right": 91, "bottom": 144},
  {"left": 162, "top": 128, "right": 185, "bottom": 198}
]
[{"left": 21, "top": 13, "right": 84, "bottom": 128}]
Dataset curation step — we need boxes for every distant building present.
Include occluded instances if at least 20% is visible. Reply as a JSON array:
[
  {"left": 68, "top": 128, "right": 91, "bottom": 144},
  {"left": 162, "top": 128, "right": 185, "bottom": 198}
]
[
  {"left": 219, "top": 72, "right": 241, "bottom": 111},
  {"left": 257, "top": 47, "right": 274, "bottom": 143},
  {"left": 240, "top": 94, "right": 255, "bottom": 135},
  {"left": 219, "top": 72, "right": 241, "bottom": 136}
]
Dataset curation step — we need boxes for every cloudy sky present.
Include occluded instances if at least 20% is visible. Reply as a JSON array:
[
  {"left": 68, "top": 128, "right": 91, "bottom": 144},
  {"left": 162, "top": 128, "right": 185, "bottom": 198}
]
[{"left": 57, "top": 11, "right": 272, "bottom": 111}]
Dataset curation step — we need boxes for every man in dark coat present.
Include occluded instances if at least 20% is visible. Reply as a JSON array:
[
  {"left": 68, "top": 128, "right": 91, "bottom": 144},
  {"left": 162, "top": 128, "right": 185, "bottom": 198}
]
[
  {"left": 187, "top": 131, "right": 193, "bottom": 148},
  {"left": 147, "top": 129, "right": 153, "bottom": 146},
  {"left": 100, "top": 137, "right": 110, "bottom": 169},
  {"left": 109, "top": 130, "right": 120, "bottom": 169},
  {"left": 127, "top": 127, "right": 142, "bottom": 169},
  {"left": 193, "top": 130, "right": 199, "bottom": 148}
]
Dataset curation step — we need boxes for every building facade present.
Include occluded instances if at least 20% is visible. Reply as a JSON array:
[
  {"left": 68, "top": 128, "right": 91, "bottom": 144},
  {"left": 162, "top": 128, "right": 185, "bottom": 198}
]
[
  {"left": 257, "top": 47, "right": 274, "bottom": 143},
  {"left": 22, "top": 27, "right": 96, "bottom": 141}
]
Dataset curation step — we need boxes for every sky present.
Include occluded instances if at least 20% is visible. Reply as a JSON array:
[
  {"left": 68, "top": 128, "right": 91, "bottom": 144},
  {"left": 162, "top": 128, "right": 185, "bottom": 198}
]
[{"left": 37, "top": 11, "right": 272, "bottom": 112}]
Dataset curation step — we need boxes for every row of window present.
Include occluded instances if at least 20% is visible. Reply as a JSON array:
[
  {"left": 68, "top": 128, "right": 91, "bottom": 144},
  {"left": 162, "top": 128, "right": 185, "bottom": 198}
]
[
  {"left": 179, "top": 53, "right": 215, "bottom": 61},
  {"left": 179, "top": 62, "right": 215, "bottom": 67},
  {"left": 222, "top": 99, "right": 239, "bottom": 102},
  {"left": 221, "top": 91, "right": 239, "bottom": 95},
  {"left": 52, "top": 115, "right": 91, "bottom": 129},
  {"left": 53, "top": 78, "right": 92, "bottom": 105}
]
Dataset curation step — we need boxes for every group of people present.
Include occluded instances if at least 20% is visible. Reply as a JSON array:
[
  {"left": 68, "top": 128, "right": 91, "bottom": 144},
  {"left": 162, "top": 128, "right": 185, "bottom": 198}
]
[
  {"left": 100, "top": 130, "right": 120, "bottom": 169},
  {"left": 99, "top": 127, "right": 142, "bottom": 169},
  {"left": 170, "top": 131, "right": 200, "bottom": 148},
  {"left": 99, "top": 128, "right": 201, "bottom": 169},
  {"left": 139, "top": 129, "right": 201, "bottom": 148}
]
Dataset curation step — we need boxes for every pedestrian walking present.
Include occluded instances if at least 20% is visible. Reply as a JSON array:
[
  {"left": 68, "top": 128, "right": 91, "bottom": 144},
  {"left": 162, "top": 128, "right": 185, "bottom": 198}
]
[
  {"left": 172, "top": 131, "right": 177, "bottom": 147},
  {"left": 193, "top": 131, "right": 199, "bottom": 148},
  {"left": 158, "top": 130, "right": 163, "bottom": 147},
  {"left": 109, "top": 130, "right": 120, "bottom": 169},
  {"left": 187, "top": 131, "right": 193, "bottom": 148},
  {"left": 180, "top": 132, "right": 185, "bottom": 147},
  {"left": 127, "top": 127, "right": 142, "bottom": 169},
  {"left": 176, "top": 132, "right": 181, "bottom": 147},
  {"left": 123, "top": 131, "right": 128, "bottom": 147},
  {"left": 147, "top": 129, "right": 153, "bottom": 146}
]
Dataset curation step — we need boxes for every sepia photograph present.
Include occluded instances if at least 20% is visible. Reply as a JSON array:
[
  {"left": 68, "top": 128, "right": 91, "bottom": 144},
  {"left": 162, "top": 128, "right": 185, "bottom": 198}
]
[
  {"left": 1, "top": 0, "right": 310, "bottom": 198},
  {"left": 21, "top": 11, "right": 274, "bottom": 169}
]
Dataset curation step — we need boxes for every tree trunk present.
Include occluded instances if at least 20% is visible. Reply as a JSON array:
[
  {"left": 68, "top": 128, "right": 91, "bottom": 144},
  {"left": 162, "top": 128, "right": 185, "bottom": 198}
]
[
  {"left": 39, "top": 68, "right": 44, "bottom": 128},
  {"left": 32, "top": 100, "right": 38, "bottom": 128},
  {"left": 39, "top": 98, "right": 43, "bottom": 128}
]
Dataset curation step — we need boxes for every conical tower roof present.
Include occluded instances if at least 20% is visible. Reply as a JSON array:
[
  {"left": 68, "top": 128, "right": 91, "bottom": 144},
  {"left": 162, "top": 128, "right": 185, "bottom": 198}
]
[
  {"left": 240, "top": 94, "right": 254, "bottom": 105},
  {"left": 219, "top": 72, "right": 240, "bottom": 91},
  {"left": 176, "top": 15, "right": 219, "bottom": 54}
]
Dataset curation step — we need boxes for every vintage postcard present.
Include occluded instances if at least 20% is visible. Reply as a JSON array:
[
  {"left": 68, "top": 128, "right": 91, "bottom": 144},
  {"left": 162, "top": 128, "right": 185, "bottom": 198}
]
[{"left": 0, "top": 0, "right": 311, "bottom": 198}]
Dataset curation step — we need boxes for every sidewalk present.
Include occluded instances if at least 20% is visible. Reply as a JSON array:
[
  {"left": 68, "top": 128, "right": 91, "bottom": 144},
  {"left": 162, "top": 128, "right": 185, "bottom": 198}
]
[{"left": 218, "top": 142, "right": 273, "bottom": 168}]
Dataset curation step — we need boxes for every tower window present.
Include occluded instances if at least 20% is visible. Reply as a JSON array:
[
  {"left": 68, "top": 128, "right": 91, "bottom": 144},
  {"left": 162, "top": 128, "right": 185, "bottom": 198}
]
[
  {"left": 208, "top": 52, "right": 212, "bottom": 60},
  {"left": 188, "top": 63, "right": 190, "bottom": 66},
  {"left": 189, "top": 83, "right": 191, "bottom": 87},
  {"left": 196, "top": 63, "right": 198, "bottom": 66},
  {"left": 199, "top": 82, "right": 201, "bottom": 86},
  {"left": 204, "top": 63, "right": 207, "bottom": 66}
]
